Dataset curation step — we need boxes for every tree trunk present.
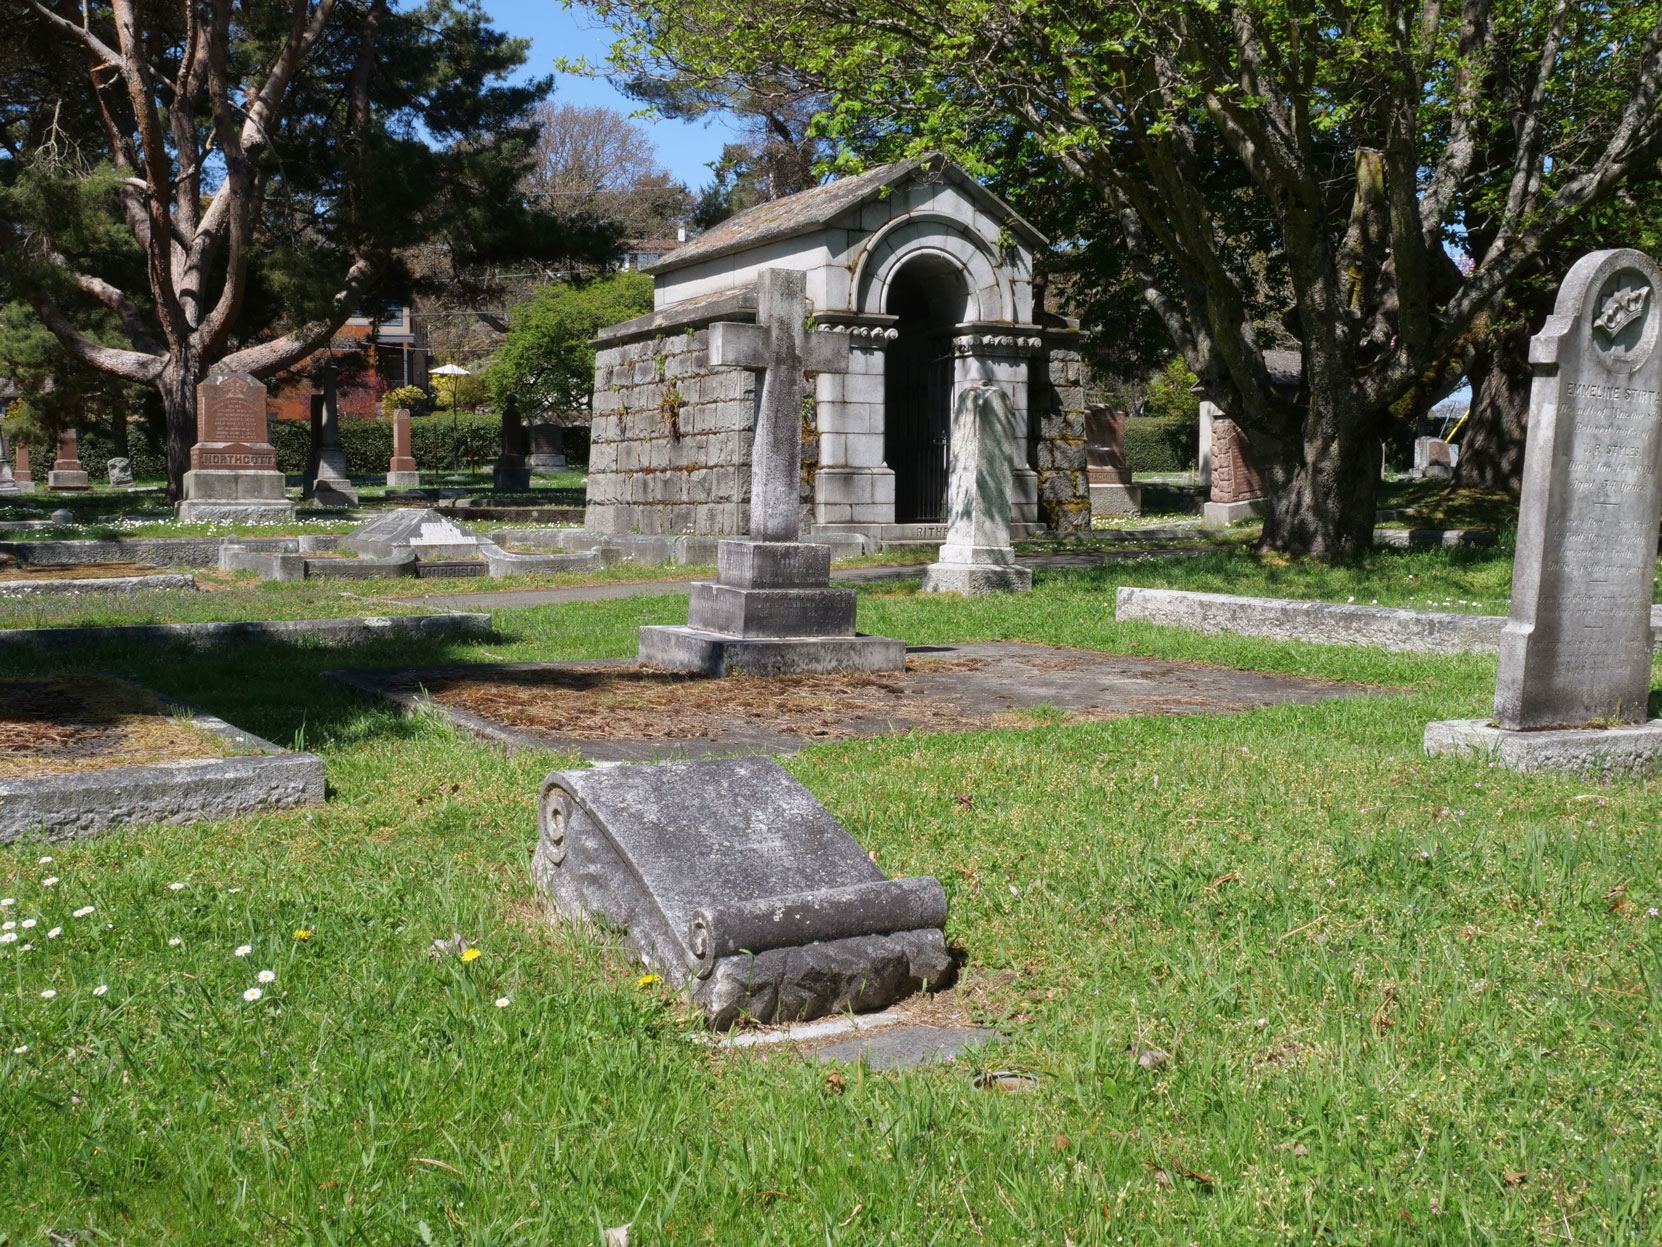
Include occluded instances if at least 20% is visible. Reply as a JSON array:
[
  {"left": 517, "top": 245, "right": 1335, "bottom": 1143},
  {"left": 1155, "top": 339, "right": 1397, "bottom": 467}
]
[
  {"left": 1255, "top": 380, "right": 1381, "bottom": 559},
  {"left": 160, "top": 360, "right": 201, "bottom": 503},
  {"left": 1454, "top": 320, "right": 1532, "bottom": 494}
]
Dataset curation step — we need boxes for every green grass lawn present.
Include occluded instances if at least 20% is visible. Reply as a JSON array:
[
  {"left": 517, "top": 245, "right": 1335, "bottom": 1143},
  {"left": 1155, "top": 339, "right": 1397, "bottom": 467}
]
[{"left": 3, "top": 563, "right": 1661, "bottom": 1243}]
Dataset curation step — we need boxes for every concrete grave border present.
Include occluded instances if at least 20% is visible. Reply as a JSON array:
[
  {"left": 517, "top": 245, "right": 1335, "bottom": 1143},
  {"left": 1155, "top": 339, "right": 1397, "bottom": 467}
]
[
  {"left": 0, "top": 611, "right": 489, "bottom": 653},
  {"left": 0, "top": 684, "right": 325, "bottom": 841},
  {"left": 1116, "top": 586, "right": 1662, "bottom": 655},
  {"left": 1424, "top": 717, "right": 1662, "bottom": 776},
  {"left": 0, "top": 573, "right": 195, "bottom": 597}
]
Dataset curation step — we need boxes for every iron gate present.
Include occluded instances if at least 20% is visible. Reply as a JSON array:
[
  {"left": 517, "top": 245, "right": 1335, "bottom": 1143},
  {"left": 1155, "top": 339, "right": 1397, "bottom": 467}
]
[{"left": 886, "top": 334, "right": 955, "bottom": 522}]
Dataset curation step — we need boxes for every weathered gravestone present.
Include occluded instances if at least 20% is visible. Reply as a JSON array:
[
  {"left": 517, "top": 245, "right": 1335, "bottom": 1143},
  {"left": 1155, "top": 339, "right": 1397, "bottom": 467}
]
[
  {"left": 493, "top": 396, "right": 531, "bottom": 492},
  {"left": 922, "top": 383, "right": 1033, "bottom": 595},
  {"left": 1203, "top": 418, "right": 1266, "bottom": 525},
  {"left": 309, "top": 368, "right": 358, "bottom": 506},
  {"left": 0, "top": 432, "right": 16, "bottom": 496},
  {"left": 12, "top": 441, "right": 34, "bottom": 492},
  {"left": 533, "top": 755, "right": 953, "bottom": 1028},
  {"left": 1425, "top": 248, "right": 1662, "bottom": 773},
  {"left": 1086, "top": 405, "right": 1141, "bottom": 516},
  {"left": 177, "top": 371, "right": 295, "bottom": 523},
  {"left": 638, "top": 268, "right": 906, "bottom": 675},
  {"left": 106, "top": 457, "right": 133, "bottom": 487},
  {"left": 46, "top": 430, "right": 91, "bottom": 492},
  {"left": 527, "top": 420, "right": 566, "bottom": 474},
  {"left": 1413, "top": 436, "right": 1456, "bottom": 479},
  {"left": 387, "top": 407, "right": 421, "bottom": 488}
]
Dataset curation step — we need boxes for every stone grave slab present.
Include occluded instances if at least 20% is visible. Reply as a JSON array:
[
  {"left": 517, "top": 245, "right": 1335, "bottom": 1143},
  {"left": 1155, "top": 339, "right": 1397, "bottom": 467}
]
[
  {"left": 0, "top": 676, "right": 324, "bottom": 840},
  {"left": 639, "top": 267, "right": 904, "bottom": 675},
  {"left": 532, "top": 755, "right": 953, "bottom": 1027},
  {"left": 177, "top": 372, "right": 294, "bottom": 523},
  {"left": 342, "top": 508, "right": 486, "bottom": 560},
  {"left": 813, "top": 1025, "right": 997, "bottom": 1070},
  {"left": 328, "top": 640, "right": 1374, "bottom": 762},
  {"left": 923, "top": 383, "right": 1033, "bottom": 595},
  {"left": 1427, "top": 248, "right": 1662, "bottom": 773}
]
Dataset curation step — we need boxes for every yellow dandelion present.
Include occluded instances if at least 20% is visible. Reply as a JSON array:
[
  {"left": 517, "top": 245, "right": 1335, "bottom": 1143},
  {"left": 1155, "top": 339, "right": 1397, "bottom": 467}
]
[
  {"left": 636, "top": 974, "right": 660, "bottom": 988},
  {"left": 460, "top": 948, "right": 482, "bottom": 963},
  {"left": 293, "top": 929, "right": 312, "bottom": 941}
]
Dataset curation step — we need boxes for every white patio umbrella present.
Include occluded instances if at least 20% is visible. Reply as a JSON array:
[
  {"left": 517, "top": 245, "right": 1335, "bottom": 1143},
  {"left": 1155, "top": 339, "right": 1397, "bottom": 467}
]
[{"left": 428, "top": 363, "right": 474, "bottom": 468}]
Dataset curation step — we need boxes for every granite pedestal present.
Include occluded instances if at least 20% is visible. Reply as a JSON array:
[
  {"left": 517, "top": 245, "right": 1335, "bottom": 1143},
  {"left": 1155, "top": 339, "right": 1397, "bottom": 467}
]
[{"left": 922, "top": 383, "right": 1033, "bottom": 596}]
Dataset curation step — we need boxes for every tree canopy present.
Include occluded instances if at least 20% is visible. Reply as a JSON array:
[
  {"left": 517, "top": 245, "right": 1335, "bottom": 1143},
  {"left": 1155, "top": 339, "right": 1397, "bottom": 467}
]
[
  {"left": 490, "top": 271, "right": 654, "bottom": 420},
  {"left": 595, "top": 0, "right": 1662, "bottom": 555}
]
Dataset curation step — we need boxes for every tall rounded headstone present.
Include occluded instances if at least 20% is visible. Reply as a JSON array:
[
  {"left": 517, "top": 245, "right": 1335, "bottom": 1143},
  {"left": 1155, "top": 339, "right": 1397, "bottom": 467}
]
[{"left": 1498, "top": 248, "right": 1662, "bottom": 730}]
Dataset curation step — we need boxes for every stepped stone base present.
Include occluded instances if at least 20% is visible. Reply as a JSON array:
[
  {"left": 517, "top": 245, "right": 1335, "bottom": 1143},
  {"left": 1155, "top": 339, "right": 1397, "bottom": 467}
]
[
  {"left": 921, "top": 562, "right": 1033, "bottom": 596},
  {"left": 1424, "top": 718, "right": 1662, "bottom": 776},
  {"left": 1203, "top": 497, "right": 1267, "bottom": 525},
  {"left": 638, "top": 626, "right": 906, "bottom": 677},
  {"left": 386, "top": 471, "right": 422, "bottom": 488},
  {"left": 176, "top": 499, "right": 296, "bottom": 523},
  {"left": 47, "top": 470, "right": 91, "bottom": 491}
]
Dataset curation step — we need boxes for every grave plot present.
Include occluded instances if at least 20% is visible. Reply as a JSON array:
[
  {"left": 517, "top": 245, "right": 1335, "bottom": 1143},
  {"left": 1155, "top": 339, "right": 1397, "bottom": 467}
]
[
  {"left": 0, "top": 676, "right": 323, "bottom": 840},
  {"left": 329, "top": 640, "right": 1374, "bottom": 761},
  {"left": 0, "top": 560, "right": 194, "bottom": 596}
]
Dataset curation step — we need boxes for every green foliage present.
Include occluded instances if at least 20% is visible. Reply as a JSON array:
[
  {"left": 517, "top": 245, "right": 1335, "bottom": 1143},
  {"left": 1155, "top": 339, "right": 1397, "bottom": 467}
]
[
  {"left": 3, "top": 420, "right": 168, "bottom": 483},
  {"left": 1123, "top": 416, "right": 1195, "bottom": 473},
  {"left": 1140, "top": 357, "right": 1200, "bottom": 423},
  {"left": 491, "top": 272, "right": 655, "bottom": 418},
  {"left": 267, "top": 414, "right": 504, "bottom": 475},
  {"left": 379, "top": 385, "right": 430, "bottom": 417}
]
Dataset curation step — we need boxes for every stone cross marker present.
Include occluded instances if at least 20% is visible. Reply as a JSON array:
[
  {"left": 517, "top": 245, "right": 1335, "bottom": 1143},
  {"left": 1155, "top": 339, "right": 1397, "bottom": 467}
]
[
  {"left": 1498, "top": 248, "right": 1662, "bottom": 730},
  {"left": 707, "top": 268, "right": 849, "bottom": 542}
]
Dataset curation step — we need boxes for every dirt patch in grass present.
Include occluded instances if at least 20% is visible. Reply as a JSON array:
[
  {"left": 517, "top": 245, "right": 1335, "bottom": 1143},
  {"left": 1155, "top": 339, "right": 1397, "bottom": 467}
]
[
  {"left": 0, "top": 561, "right": 176, "bottom": 582},
  {"left": 0, "top": 677, "right": 231, "bottom": 777}
]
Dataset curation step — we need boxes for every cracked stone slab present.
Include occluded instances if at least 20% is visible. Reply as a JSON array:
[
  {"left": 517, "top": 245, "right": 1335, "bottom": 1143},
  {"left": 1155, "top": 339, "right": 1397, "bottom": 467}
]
[{"left": 813, "top": 1025, "right": 1000, "bottom": 1070}]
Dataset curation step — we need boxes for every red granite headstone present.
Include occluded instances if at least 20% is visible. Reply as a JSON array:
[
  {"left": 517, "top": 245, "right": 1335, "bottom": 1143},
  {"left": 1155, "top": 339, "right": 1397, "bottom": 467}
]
[
  {"left": 390, "top": 407, "right": 417, "bottom": 474},
  {"left": 1084, "top": 406, "right": 1132, "bottom": 486},
  {"left": 1210, "top": 419, "right": 1266, "bottom": 505},
  {"left": 191, "top": 373, "right": 276, "bottom": 471},
  {"left": 14, "top": 441, "right": 31, "bottom": 483},
  {"left": 52, "top": 429, "right": 84, "bottom": 472}
]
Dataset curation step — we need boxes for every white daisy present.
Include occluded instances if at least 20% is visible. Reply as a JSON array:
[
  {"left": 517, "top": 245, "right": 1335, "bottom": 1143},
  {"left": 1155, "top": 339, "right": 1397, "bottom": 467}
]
[
  {"left": 37, "top": 856, "right": 51, "bottom": 865},
  {"left": 0, "top": 933, "right": 15, "bottom": 944},
  {"left": 234, "top": 945, "right": 252, "bottom": 957},
  {"left": 46, "top": 928, "right": 60, "bottom": 939},
  {"left": 93, "top": 985, "right": 107, "bottom": 997},
  {"left": 168, "top": 882, "right": 185, "bottom": 891},
  {"left": 256, "top": 970, "right": 275, "bottom": 984},
  {"left": 2, "top": 922, "right": 13, "bottom": 931},
  {"left": 42, "top": 877, "right": 57, "bottom": 887},
  {"left": 20, "top": 919, "right": 35, "bottom": 929},
  {"left": 39, "top": 989, "right": 55, "bottom": 999},
  {"left": 1, "top": 899, "right": 13, "bottom": 908},
  {"left": 11, "top": 1045, "right": 26, "bottom": 1054},
  {"left": 494, "top": 996, "right": 511, "bottom": 1008},
  {"left": 72, "top": 906, "right": 94, "bottom": 918},
  {"left": 243, "top": 987, "right": 263, "bottom": 1002},
  {"left": 167, "top": 937, "right": 182, "bottom": 947},
  {"left": 19, "top": 944, "right": 30, "bottom": 952}
]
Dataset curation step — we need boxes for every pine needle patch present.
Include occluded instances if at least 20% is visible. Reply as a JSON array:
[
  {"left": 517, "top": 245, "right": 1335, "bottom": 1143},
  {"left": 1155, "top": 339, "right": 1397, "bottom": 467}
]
[{"left": 0, "top": 677, "right": 231, "bottom": 777}]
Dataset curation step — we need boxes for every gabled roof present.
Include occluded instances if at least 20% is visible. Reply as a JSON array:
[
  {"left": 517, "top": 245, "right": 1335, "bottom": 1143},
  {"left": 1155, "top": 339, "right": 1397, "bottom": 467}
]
[{"left": 647, "top": 153, "right": 1048, "bottom": 276}]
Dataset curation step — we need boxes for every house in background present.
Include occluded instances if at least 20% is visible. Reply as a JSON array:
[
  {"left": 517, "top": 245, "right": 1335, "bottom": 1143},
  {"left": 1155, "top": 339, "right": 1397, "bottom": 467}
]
[{"left": 267, "top": 306, "right": 429, "bottom": 422}]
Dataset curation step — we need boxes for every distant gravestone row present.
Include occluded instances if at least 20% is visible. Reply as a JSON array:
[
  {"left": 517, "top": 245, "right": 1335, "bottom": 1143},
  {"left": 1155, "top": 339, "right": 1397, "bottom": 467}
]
[{"left": 1428, "top": 248, "right": 1662, "bottom": 773}]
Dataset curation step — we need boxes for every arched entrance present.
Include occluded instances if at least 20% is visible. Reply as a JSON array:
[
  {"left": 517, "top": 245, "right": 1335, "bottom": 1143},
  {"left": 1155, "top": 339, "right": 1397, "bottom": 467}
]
[{"left": 884, "top": 257, "right": 968, "bottom": 523}]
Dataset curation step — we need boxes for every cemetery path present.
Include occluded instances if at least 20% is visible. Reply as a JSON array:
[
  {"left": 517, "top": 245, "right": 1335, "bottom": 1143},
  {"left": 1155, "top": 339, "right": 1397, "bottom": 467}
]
[{"left": 369, "top": 548, "right": 1212, "bottom": 612}]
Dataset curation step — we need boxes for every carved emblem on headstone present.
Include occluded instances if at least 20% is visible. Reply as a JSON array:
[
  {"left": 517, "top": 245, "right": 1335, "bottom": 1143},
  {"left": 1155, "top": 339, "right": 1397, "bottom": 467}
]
[{"left": 1590, "top": 272, "right": 1655, "bottom": 366}]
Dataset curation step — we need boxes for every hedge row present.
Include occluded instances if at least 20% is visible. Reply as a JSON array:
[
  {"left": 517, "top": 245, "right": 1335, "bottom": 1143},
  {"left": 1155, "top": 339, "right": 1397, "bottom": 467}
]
[
  {"left": 267, "top": 415, "right": 590, "bottom": 476},
  {"left": 1123, "top": 416, "right": 1197, "bottom": 473},
  {"left": 2, "top": 426, "right": 169, "bottom": 482}
]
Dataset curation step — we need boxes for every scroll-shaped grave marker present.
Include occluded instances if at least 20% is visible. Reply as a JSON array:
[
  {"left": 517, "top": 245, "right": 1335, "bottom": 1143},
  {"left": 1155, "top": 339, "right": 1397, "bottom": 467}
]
[
  {"left": 533, "top": 756, "right": 953, "bottom": 1028},
  {"left": 1426, "top": 248, "right": 1662, "bottom": 774},
  {"left": 922, "top": 383, "right": 1032, "bottom": 595},
  {"left": 639, "top": 268, "right": 905, "bottom": 674}
]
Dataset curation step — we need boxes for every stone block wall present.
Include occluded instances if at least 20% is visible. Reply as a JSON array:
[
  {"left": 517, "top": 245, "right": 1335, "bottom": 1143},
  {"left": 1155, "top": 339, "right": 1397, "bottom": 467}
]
[
  {"left": 1032, "top": 338, "right": 1090, "bottom": 533},
  {"left": 1210, "top": 418, "right": 1266, "bottom": 504},
  {"left": 587, "top": 329, "right": 758, "bottom": 535}
]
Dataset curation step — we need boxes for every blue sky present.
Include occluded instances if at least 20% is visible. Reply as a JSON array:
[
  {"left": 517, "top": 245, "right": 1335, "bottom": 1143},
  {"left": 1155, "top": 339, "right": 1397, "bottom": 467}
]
[{"left": 480, "top": 0, "right": 739, "bottom": 190}]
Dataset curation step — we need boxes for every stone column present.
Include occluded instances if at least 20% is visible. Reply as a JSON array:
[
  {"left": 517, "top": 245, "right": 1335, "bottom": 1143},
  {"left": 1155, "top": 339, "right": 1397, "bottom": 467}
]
[
  {"left": 952, "top": 333, "right": 1042, "bottom": 536},
  {"left": 1085, "top": 405, "right": 1141, "bottom": 516},
  {"left": 387, "top": 407, "right": 421, "bottom": 488},
  {"left": 310, "top": 366, "right": 358, "bottom": 506},
  {"left": 493, "top": 396, "right": 531, "bottom": 491},
  {"left": 47, "top": 429, "right": 91, "bottom": 491},
  {"left": 921, "top": 383, "right": 1032, "bottom": 595},
  {"left": 1202, "top": 418, "right": 1267, "bottom": 525},
  {"left": 1197, "top": 401, "right": 1219, "bottom": 491}
]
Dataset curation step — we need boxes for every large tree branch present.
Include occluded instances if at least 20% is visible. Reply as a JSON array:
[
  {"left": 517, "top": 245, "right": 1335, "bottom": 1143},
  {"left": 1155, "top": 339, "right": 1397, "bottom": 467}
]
[
  {"left": 27, "top": 289, "right": 166, "bottom": 383},
  {"left": 217, "top": 257, "right": 381, "bottom": 377}
]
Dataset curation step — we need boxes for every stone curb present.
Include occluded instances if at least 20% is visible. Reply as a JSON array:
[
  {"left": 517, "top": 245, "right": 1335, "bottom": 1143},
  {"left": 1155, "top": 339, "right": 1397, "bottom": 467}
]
[
  {"left": 1115, "top": 586, "right": 1662, "bottom": 655},
  {"left": 0, "top": 691, "right": 325, "bottom": 841},
  {"left": 0, "top": 573, "right": 195, "bottom": 597},
  {"left": 1424, "top": 717, "right": 1662, "bottom": 776},
  {"left": 0, "top": 611, "right": 491, "bottom": 652}
]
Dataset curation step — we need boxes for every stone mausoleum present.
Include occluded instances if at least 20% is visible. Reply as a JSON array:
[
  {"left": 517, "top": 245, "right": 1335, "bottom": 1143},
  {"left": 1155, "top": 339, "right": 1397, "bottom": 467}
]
[{"left": 583, "top": 154, "right": 1089, "bottom": 544}]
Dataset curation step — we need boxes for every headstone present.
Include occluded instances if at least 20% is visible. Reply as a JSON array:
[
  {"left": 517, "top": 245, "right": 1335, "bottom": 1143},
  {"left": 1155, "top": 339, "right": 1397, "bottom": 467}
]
[
  {"left": 1413, "top": 436, "right": 1454, "bottom": 479},
  {"left": 106, "top": 457, "right": 133, "bottom": 487},
  {"left": 533, "top": 755, "right": 953, "bottom": 1028},
  {"left": 310, "top": 368, "right": 358, "bottom": 506},
  {"left": 493, "top": 396, "right": 531, "bottom": 491},
  {"left": 176, "top": 371, "right": 295, "bottom": 523},
  {"left": 1085, "top": 405, "right": 1142, "bottom": 516},
  {"left": 341, "top": 507, "right": 485, "bottom": 560},
  {"left": 1425, "top": 248, "right": 1662, "bottom": 773},
  {"left": 50, "top": 507, "right": 72, "bottom": 526},
  {"left": 0, "top": 432, "right": 16, "bottom": 496},
  {"left": 922, "top": 384, "right": 1033, "bottom": 595},
  {"left": 46, "top": 430, "right": 91, "bottom": 491},
  {"left": 1198, "top": 401, "right": 1219, "bottom": 491},
  {"left": 527, "top": 420, "right": 566, "bottom": 474},
  {"left": 637, "top": 268, "right": 905, "bottom": 675},
  {"left": 387, "top": 407, "right": 421, "bottom": 488},
  {"left": 12, "top": 441, "right": 34, "bottom": 493},
  {"left": 1202, "top": 418, "right": 1267, "bottom": 525}
]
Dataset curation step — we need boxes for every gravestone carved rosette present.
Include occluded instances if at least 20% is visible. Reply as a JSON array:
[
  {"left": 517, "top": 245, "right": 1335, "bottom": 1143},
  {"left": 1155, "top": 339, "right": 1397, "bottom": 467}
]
[
  {"left": 177, "top": 371, "right": 294, "bottom": 522},
  {"left": 1426, "top": 248, "right": 1662, "bottom": 774}
]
